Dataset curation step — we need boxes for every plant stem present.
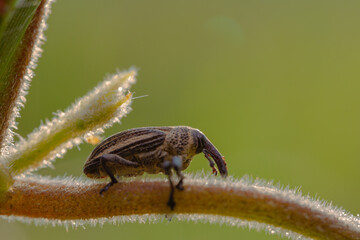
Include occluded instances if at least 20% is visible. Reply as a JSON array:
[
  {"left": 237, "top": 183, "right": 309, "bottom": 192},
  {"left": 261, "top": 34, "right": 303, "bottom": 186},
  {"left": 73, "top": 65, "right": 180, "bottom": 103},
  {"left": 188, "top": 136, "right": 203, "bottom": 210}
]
[{"left": 0, "top": 177, "right": 358, "bottom": 240}]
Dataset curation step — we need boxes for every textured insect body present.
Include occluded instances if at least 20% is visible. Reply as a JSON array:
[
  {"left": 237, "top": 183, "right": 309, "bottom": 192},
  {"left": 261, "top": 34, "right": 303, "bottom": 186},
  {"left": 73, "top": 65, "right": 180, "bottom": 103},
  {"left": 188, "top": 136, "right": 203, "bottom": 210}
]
[{"left": 83, "top": 126, "right": 227, "bottom": 209}]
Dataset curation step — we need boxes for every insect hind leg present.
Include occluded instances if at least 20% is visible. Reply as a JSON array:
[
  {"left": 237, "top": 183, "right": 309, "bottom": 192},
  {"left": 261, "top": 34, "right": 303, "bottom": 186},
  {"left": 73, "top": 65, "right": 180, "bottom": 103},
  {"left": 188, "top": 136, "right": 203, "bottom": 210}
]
[{"left": 99, "top": 154, "right": 139, "bottom": 195}]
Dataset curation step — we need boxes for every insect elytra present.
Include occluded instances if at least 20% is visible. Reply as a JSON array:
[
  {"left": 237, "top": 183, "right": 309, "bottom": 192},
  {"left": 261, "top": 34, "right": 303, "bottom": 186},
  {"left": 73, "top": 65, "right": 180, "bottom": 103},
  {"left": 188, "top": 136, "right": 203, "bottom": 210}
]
[{"left": 83, "top": 126, "right": 227, "bottom": 209}]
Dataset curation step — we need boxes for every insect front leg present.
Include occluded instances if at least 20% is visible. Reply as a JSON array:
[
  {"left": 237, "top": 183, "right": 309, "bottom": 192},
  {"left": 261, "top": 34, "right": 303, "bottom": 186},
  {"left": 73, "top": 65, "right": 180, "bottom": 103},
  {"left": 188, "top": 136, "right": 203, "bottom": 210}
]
[
  {"left": 203, "top": 149, "right": 218, "bottom": 176},
  {"left": 99, "top": 154, "right": 139, "bottom": 195}
]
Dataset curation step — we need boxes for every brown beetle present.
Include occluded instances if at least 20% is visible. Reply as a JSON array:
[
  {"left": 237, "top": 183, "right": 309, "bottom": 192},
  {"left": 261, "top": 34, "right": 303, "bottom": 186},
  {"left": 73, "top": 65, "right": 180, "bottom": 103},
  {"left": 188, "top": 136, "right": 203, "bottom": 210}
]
[{"left": 83, "top": 126, "right": 227, "bottom": 209}]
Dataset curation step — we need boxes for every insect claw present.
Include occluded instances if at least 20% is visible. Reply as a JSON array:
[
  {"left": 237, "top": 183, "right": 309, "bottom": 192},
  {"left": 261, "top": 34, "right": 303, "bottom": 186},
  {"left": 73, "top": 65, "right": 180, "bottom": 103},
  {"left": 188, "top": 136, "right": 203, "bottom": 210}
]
[
  {"left": 212, "top": 167, "right": 218, "bottom": 176},
  {"left": 99, "top": 189, "right": 105, "bottom": 196},
  {"left": 99, "top": 181, "right": 115, "bottom": 195},
  {"left": 167, "top": 197, "right": 176, "bottom": 210},
  {"left": 176, "top": 179, "right": 184, "bottom": 190}
]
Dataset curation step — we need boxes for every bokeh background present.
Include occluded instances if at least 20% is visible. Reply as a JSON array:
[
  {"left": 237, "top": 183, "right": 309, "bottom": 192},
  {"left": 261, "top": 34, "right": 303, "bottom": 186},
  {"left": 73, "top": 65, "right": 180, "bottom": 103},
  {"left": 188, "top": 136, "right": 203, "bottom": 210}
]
[{"left": 1, "top": 0, "right": 360, "bottom": 239}]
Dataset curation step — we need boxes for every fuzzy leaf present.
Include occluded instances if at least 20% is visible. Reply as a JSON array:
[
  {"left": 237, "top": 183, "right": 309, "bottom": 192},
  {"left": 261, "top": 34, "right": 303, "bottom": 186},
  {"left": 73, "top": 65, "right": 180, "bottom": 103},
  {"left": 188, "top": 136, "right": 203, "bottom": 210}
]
[{"left": 3, "top": 70, "right": 136, "bottom": 175}]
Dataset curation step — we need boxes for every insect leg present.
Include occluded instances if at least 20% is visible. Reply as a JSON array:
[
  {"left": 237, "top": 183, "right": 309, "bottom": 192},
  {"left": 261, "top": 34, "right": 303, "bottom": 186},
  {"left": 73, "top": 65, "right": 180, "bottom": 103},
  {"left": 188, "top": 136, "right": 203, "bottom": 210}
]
[
  {"left": 203, "top": 149, "right": 218, "bottom": 176},
  {"left": 99, "top": 154, "right": 139, "bottom": 195},
  {"left": 174, "top": 170, "right": 184, "bottom": 191},
  {"left": 162, "top": 161, "right": 176, "bottom": 210},
  {"left": 172, "top": 156, "right": 185, "bottom": 190}
]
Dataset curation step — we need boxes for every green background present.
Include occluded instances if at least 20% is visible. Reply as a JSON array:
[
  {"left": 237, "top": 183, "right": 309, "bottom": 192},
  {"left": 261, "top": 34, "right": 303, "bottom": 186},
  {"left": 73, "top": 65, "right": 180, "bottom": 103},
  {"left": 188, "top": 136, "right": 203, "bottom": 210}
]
[{"left": 1, "top": 0, "right": 360, "bottom": 239}]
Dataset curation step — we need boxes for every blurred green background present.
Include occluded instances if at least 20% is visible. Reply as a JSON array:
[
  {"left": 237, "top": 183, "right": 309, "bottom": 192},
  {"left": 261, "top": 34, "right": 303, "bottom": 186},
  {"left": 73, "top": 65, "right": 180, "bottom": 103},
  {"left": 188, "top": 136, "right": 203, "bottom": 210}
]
[{"left": 2, "top": 0, "right": 360, "bottom": 239}]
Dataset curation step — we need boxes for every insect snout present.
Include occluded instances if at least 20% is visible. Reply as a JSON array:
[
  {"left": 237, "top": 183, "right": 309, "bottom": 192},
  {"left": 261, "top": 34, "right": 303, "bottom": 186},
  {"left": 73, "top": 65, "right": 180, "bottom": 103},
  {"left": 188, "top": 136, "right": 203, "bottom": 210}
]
[{"left": 192, "top": 129, "right": 228, "bottom": 177}]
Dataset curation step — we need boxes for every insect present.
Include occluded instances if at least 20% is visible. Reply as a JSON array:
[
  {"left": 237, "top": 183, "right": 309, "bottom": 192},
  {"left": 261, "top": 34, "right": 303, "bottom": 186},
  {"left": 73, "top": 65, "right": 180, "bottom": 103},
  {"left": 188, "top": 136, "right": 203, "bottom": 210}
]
[{"left": 83, "top": 126, "right": 227, "bottom": 209}]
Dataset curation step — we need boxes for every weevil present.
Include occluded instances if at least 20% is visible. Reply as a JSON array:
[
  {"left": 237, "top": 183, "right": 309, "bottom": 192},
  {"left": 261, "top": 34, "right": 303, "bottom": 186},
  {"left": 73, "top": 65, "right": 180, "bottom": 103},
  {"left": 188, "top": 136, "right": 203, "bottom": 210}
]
[{"left": 83, "top": 126, "right": 227, "bottom": 209}]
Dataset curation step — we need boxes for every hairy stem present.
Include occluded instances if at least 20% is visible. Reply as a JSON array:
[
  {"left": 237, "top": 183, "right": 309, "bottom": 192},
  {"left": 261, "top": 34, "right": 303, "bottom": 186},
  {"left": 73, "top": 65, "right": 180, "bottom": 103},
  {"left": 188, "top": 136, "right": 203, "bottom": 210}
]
[
  {"left": 0, "top": 0, "right": 47, "bottom": 151},
  {"left": 0, "top": 176, "right": 358, "bottom": 240}
]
